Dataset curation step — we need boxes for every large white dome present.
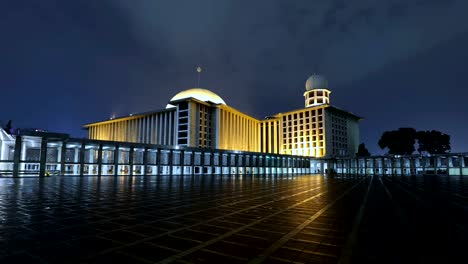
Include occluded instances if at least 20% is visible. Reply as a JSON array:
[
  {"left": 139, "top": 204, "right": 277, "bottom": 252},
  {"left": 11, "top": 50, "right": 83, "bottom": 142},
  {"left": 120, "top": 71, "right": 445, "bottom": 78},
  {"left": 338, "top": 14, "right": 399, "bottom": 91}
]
[
  {"left": 305, "top": 74, "right": 328, "bottom": 90},
  {"left": 166, "top": 88, "right": 226, "bottom": 109}
]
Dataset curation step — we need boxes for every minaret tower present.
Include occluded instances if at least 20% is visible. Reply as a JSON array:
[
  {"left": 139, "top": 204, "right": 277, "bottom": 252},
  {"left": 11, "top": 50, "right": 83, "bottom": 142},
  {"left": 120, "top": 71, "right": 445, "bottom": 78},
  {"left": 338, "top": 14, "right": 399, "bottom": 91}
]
[{"left": 304, "top": 74, "right": 331, "bottom": 107}]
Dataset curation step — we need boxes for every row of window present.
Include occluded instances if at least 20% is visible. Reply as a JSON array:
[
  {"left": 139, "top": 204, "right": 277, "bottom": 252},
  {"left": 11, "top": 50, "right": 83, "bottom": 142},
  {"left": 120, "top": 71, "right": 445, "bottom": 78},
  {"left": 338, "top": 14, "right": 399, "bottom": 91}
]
[
  {"left": 282, "top": 116, "right": 323, "bottom": 125},
  {"left": 307, "top": 98, "right": 328, "bottom": 105},
  {"left": 332, "top": 135, "right": 347, "bottom": 143},
  {"left": 283, "top": 129, "right": 324, "bottom": 137},
  {"left": 282, "top": 142, "right": 324, "bottom": 148},
  {"left": 281, "top": 109, "right": 323, "bottom": 121},
  {"left": 283, "top": 124, "right": 324, "bottom": 133},
  {"left": 198, "top": 106, "right": 212, "bottom": 148},
  {"left": 305, "top": 90, "right": 329, "bottom": 98},
  {"left": 283, "top": 135, "right": 324, "bottom": 143}
]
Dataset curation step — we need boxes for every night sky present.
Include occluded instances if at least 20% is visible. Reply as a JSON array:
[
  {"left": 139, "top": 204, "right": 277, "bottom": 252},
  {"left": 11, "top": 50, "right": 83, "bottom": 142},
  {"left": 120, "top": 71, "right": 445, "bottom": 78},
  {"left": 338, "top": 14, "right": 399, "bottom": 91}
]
[{"left": 1, "top": 0, "right": 467, "bottom": 155}]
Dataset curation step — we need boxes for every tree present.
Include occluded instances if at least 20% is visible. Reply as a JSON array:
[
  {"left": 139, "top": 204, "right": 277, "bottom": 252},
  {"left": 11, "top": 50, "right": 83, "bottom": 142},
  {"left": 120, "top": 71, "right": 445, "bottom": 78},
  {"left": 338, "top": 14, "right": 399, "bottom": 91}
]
[
  {"left": 3, "top": 120, "right": 12, "bottom": 134},
  {"left": 416, "top": 130, "right": 450, "bottom": 154},
  {"left": 356, "top": 143, "right": 371, "bottom": 157},
  {"left": 378, "top": 128, "right": 416, "bottom": 155}
]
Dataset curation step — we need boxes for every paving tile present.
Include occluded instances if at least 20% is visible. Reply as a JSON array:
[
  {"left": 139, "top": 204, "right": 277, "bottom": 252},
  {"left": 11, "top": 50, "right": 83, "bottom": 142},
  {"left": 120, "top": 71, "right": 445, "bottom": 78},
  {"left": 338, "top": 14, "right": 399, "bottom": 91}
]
[
  {"left": 147, "top": 235, "right": 200, "bottom": 251},
  {"left": 206, "top": 240, "right": 263, "bottom": 259},
  {"left": 66, "top": 236, "right": 122, "bottom": 257},
  {"left": 119, "top": 242, "right": 178, "bottom": 262},
  {"left": 98, "top": 230, "right": 147, "bottom": 244},
  {"left": 84, "top": 251, "right": 150, "bottom": 264},
  {"left": 172, "top": 229, "right": 218, "bottom": 242},
  {"left": 181, "top": 249, "right": 247, "bottom": 263},
  {"left": 0, "top": 252, "right": 45, "bottom": 264},
  {"left": 0, "top": 175, "right": 465, "bottom": 262}
]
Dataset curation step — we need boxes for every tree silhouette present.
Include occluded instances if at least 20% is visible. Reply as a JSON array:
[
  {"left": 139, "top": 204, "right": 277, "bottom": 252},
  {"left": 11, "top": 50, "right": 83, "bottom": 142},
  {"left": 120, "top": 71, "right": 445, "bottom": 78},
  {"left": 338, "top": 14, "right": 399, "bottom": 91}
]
[
  {"left": 356, "top": 143, "right": 371, "bottom": 157},
  {"left": 3, "top": 120, "right": 12, "bottom": 134},
  {"left": 416, "top": 130, "right": 450, "bottom": 154},
  {"left": 378, "top": 128, "right": 416, "bottom": 155}
]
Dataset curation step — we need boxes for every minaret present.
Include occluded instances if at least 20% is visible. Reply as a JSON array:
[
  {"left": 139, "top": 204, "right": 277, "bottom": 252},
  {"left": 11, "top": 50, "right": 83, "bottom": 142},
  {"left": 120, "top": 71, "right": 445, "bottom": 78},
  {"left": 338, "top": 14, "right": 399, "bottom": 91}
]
[{"left": 304, "top": 74, "right": 331, "bottom": 107}]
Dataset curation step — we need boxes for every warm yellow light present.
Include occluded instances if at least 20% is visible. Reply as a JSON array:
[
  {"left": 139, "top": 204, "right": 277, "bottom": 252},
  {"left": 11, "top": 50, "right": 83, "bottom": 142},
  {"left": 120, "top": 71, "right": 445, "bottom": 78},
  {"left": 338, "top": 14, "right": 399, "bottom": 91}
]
[{"left": 166, "top": 88, "right": 226, "bottom": 108}]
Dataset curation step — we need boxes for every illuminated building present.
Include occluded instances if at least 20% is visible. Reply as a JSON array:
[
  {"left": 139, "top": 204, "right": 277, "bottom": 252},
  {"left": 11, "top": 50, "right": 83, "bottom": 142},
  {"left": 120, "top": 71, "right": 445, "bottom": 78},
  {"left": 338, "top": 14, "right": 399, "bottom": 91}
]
[{"left": 85, "top": 75, "right": 361, "bottom": 157}]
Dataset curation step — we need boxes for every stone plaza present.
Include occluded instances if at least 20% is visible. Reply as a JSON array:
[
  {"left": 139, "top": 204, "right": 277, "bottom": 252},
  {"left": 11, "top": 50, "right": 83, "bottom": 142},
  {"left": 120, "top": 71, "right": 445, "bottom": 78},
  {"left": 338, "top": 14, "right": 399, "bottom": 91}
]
[{"left": 0, "top": 173, "right": 466, "bottom": 263}]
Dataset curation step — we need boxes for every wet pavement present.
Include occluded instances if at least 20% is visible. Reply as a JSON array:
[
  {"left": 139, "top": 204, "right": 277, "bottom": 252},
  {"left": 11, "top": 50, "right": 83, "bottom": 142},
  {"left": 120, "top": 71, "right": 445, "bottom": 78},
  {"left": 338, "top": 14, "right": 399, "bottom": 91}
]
[{"left": 0, "top": 174, "right": 466, "bottom": 263}]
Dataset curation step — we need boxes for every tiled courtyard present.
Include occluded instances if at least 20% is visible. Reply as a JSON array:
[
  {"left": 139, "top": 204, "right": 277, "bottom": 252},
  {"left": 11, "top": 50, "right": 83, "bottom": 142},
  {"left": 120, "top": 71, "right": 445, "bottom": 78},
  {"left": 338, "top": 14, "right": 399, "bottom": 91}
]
[{"left": 0, "top": 174, "right": 466, "bottom": 263}]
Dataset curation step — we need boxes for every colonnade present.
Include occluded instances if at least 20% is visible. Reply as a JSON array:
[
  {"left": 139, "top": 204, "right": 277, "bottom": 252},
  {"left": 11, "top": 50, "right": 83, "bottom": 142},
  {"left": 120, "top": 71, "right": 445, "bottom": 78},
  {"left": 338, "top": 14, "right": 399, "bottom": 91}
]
[
  {"left": 8, "top": 135, "right": 314, "bottom": 177},
  {"left": 329, "top": 155, "right": 468, "bottom": 176}
]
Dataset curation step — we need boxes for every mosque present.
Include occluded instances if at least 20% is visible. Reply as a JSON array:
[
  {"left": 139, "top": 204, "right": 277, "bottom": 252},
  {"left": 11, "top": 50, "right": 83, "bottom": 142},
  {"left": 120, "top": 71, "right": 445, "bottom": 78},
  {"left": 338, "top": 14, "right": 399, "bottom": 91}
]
[{"left": 85, "top": 75, "right": 361, "bottom": 158}]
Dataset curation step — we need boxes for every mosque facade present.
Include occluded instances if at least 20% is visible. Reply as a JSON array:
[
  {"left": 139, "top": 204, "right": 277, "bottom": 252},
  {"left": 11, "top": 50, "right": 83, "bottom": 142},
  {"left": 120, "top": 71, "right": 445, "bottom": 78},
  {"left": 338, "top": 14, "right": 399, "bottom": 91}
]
[{"left": 85, "top": 75, "right": 361, "bottom": 158}]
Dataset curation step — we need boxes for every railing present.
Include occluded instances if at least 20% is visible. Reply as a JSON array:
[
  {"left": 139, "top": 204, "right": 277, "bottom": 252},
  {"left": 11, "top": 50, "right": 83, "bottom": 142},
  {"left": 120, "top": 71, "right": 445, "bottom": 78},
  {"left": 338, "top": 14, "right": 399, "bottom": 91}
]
[
  {"left": 328, "top": 154, "right": 468, "bottom": 176},
  {"left": 0, "top": 133, "right": 319, "bottom": 177}
]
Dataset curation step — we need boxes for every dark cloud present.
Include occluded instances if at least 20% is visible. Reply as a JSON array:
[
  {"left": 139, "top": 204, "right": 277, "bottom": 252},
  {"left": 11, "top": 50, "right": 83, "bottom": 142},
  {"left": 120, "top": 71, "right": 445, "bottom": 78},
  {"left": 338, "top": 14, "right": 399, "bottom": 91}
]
[{"left": 0, "top": 0, "right": 467, "bottom": 152}]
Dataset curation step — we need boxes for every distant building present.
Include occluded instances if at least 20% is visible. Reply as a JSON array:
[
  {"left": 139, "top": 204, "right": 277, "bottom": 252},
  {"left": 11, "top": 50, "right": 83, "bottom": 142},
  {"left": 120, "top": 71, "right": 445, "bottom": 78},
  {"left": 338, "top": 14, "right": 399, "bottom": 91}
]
[
  {"left": 84, "top": 75, "right": 361, "bottom": 157},
  {"left": 13, "top": 128, "right": 48, "bottom": 135}
]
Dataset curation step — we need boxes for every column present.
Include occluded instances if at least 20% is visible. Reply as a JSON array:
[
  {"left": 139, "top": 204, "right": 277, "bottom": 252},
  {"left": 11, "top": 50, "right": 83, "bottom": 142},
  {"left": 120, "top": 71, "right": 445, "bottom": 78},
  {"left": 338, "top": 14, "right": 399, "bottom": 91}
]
[
  {"left": 129, "top": 147, "right": 134, "bottom": 176},
  {"left": 219, "top": 153, "right": 223, "bottom": 174},
  {"left": 180, "top": 150, "right": 185, "bottom": 175},
  {"left": 97, "top": 144, "right": 103, "bottom": 176},
  {"left": 233, "top": 153, "right": 238, "bottom": 174},
  {"left": 156, "top": 148, "right": 161, "bottom": 175},
  {"left": 243, "top": 155, "right": 247, "bottom": 174},
  {"left": 381, "top": 157, "right": 385, "bottom": 175},
  {"left": 12, "top": 136, "right": 22, "bottom": 178},
  {"left": 460, "top": 155, "right": 465, "bottom": 176},
  {"left": 39, "top": 138, "right": 48, "bottom": 177},
  {"left": 210, "top": 152, "right": 215, "bottom": 175},
  {"left": 169, "top": 149, "right": 173, "bottom": 176},
  {"left": 60, "top": 142, "right": 66, "bottom": 176},
  {"left": 390, "top": 158, "right": 395, "bottom": 175},
  {"left": 191, "top": 150, "right": 195, "bottom": 175},
  {"left": 200, "top": 151, "right": 205, "bottom": 175},
  {"left": 421, "top": 157, "right": 425, "bottom": 175},
  {"left": 143, "top": 147, "right": 148, "bottom": 175},
  {"left": 79, "top": 142, "right": 85, "bottom": 176},
  {"left": 400, "top": 157, "right": 404, "bottom": 176},
  {"left": 408, "top": 157, "right": 412, "bottom": 175},
  {"left": 114, "top": 145, "right": 120, "bottom": 176}
]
